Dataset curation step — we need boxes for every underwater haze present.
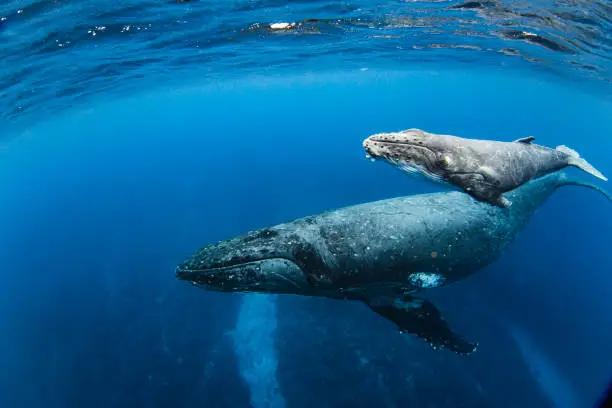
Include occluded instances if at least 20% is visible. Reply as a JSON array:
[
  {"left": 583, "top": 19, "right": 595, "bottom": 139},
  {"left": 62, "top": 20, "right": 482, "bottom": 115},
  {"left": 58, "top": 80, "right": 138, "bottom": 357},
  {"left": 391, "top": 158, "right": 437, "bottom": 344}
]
[{"left": 1, "top": 1, "right": 612, "bottom": 408}]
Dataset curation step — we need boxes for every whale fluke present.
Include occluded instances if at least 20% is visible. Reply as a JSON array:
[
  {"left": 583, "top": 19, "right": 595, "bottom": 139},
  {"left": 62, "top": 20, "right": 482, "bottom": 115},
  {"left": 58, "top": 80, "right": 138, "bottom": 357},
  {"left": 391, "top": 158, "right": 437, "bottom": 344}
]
[
  {"left": 557, "top": 174, "right": 612, "bottom": 202},
  {"left": 556, "top": 145, "right": 608, "bottom": 182}
]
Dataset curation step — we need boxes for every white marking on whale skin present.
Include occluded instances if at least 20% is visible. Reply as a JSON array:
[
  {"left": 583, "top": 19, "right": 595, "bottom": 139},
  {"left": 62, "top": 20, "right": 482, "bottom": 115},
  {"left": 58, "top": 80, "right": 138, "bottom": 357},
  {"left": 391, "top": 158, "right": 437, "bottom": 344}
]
[
  {"left": 269, "top": 22, "right": 295, "bottom": 30},
  {"left": 409, "top": 272, "right": 446, "bottom": 288}
]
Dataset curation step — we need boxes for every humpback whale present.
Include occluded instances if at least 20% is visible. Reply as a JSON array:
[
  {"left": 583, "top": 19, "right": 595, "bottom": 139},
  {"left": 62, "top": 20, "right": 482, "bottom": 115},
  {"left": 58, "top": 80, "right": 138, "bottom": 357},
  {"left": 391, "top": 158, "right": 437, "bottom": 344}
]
[
  {"left": 363, "top": 128, "right": 607, "bottom": 207},
  {"left": 176, "top": 172, "right": 610, "bottom": 355}
]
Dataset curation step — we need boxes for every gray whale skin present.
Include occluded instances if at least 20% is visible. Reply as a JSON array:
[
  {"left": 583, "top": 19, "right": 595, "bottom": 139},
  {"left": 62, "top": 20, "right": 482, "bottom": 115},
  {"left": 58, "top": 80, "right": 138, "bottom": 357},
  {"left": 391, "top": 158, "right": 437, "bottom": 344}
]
[{"left": 176, "top": 171, "right": 610, "bottom": 355}]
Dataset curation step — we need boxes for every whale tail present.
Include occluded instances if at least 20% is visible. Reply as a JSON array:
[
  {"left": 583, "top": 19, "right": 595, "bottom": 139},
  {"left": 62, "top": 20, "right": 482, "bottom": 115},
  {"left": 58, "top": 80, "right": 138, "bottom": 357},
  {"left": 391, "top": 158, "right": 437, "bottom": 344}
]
[
  {"left": 556, "top": 145, "right": 608, "bottom": 182},
  {"left": 557, "top": 172, "right": 612, "bottom": 202}
]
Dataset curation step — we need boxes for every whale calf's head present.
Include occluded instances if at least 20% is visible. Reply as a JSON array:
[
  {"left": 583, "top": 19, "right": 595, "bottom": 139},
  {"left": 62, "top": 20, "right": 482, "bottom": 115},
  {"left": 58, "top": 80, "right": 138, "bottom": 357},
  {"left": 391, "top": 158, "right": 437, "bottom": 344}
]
[
  {"left": 363, "top": 128, "right": 457, "bottom": 183},
  {"left": 175, "top": 228, "right": 312, "bottom": 294}
]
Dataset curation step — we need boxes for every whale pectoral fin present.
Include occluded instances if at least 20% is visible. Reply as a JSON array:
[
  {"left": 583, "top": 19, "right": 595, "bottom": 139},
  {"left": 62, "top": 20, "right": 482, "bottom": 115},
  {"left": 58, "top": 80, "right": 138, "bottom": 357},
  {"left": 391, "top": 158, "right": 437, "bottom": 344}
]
[
  {"left": 454, "top": 172, "right": 509, "bottom": 208},
  {"left": 497, "top": 194, "right": 512, "bottom": 208},
  {"left": 514, "top": 136, "right": 535, "bottom": 144},
  {"left": 364, "top": 295, "right": 478, "bottom": 355},
  {"left": 470, "top": 189, "right": 512, "bottom": 208}
]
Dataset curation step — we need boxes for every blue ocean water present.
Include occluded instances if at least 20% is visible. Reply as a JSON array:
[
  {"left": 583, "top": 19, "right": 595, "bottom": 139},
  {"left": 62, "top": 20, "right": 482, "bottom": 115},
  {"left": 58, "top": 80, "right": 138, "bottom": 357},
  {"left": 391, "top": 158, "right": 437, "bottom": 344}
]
[{"left": 1, "top": 1, "right": 611, "bottom": 408}]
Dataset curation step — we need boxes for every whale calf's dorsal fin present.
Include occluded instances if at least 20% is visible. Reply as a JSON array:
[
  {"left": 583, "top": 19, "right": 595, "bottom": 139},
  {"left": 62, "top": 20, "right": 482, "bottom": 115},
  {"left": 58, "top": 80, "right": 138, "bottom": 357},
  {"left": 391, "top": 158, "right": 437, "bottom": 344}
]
[{"left": 514, "top": 136, "right": 536, "bottom": 144}]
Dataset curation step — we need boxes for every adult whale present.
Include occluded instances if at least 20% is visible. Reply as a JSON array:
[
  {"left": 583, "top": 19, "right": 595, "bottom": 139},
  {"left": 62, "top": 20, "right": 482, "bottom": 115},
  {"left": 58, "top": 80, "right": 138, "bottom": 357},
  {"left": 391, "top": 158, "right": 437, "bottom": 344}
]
[
  {"left": 176, "top": 172, "right": 610, "bottom": 355},
  {"left": 363, "top": 128, "right": 607, "bottom": 207}
]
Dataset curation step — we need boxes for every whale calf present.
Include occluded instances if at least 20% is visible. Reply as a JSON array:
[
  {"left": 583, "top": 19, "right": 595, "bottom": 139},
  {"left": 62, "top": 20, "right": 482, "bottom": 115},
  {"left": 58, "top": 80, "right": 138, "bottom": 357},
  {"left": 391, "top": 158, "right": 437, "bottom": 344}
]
[
  {"left": 362, "top": 128, "right": 607, "bottom": 207},
  {"left": 176, "top": 172, "right": 610, "bottom": 354}
]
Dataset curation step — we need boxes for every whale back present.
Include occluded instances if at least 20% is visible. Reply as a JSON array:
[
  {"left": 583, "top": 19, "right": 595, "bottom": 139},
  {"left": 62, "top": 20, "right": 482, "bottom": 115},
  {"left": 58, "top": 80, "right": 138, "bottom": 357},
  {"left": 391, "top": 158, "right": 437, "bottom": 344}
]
[{"left": 294, "top": 172, "right": 570, "bottom": 291}]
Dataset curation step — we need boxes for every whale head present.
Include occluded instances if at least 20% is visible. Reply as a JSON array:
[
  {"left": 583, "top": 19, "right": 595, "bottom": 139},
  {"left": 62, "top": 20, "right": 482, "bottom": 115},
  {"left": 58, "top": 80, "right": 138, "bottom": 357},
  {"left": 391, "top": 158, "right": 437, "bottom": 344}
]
[
  {"left": 175, "top": 227, "right": 313, "bottom": 295},
  {"left": 363, "top": 128, "right": 461, "bottom": 184}
]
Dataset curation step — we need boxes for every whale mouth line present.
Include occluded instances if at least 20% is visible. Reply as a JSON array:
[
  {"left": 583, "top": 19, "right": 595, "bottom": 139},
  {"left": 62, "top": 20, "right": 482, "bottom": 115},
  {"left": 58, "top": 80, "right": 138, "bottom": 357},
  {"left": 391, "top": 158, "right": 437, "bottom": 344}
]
[
  {"left": 366, "top": 141, "right": 442, "bottom": 181},
  {"left": 365, "top": 140, "right": 439, "bottom": 161},
  {"left": 369, "top": 139, "right": 436, "bottom": 152},
  {"left": 176, "top": 257, "right": 300, "bottom": 279},
  {"left": 176, "top": 257, "right": 308, "bottom": 292}
]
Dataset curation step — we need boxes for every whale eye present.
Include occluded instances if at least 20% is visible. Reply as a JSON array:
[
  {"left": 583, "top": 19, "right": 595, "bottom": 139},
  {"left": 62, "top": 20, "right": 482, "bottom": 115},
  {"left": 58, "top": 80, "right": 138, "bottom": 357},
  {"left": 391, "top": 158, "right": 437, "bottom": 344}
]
[{"left": 436, "top": 155, "right": 451, "bottom": 169}]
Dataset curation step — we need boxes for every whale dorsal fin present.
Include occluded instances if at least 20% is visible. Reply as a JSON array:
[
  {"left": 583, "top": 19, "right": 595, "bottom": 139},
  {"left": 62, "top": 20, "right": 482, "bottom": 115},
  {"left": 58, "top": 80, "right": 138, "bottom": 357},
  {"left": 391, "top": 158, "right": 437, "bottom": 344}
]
[{"left": 514, "top": 136, "right": 535, "bottom": 144}]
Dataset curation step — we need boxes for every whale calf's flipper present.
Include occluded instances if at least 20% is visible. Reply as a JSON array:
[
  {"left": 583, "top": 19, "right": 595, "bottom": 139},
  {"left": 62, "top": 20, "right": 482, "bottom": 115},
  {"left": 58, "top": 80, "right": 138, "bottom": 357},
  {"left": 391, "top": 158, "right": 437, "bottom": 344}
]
[
  {"left": 364, "top": 295, "right": 478, "bottom": 355},
  {"left": 556, "top": 145, "right": 608, "bottom": 181},
  {"left": 494, "top": 194, "right": 512, "bottom": 208},
  {"left": 452, "top": 172, "right": 512, "bottom": 208}
]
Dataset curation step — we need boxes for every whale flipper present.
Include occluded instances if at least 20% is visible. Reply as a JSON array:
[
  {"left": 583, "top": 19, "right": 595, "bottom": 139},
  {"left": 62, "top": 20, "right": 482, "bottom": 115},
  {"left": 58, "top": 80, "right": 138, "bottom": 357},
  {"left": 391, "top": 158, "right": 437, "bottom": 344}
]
[
  {"left": 364, "top": 295, "right": 478, "bottom": 355},
  {"left": 497, "top": 195, "right": 512, "bottom": 208},
  {"left": 514, "top": 136, "right": 535, "bottom": 144}
]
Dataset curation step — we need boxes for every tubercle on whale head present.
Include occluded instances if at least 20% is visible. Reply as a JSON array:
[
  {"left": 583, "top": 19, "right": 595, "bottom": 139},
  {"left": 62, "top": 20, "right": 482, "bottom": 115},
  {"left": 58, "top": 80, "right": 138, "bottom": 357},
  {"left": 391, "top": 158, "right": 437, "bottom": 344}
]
[
  {"left": 175, "top": 227, "right": 313, "bottom": 295},
  {"left": 362, "top": 128, "right": 434, "bottom": 157},
  {"left": 363, "top": 128, "right": 448, "bottom": 173}
]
